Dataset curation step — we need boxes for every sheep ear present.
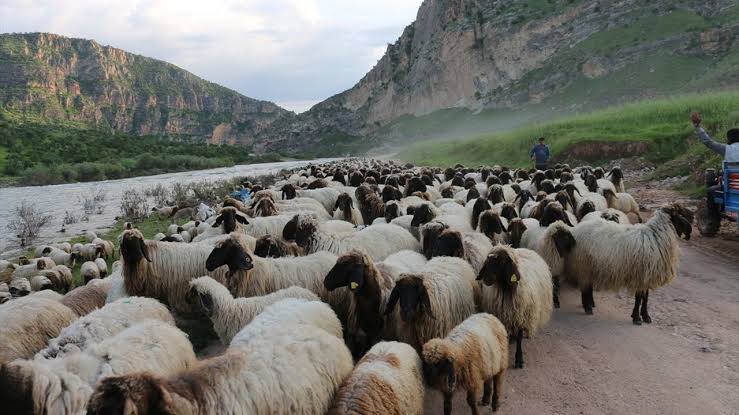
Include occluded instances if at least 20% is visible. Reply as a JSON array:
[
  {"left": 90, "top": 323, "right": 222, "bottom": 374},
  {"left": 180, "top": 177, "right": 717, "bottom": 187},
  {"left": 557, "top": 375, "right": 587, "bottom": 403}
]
[
  {"left": 385, "top": 286, "right": 400, "bottom": 315},
  {"left": 139, "top": 239, "right": 151, "bottom": 263},
  {"left": 198, "top": 291, "right": 214, "bottom": 315},
  {"left": 419, "top": 285, "right": 435, "bottom": 320},
  {"left": 212, "top": 215, "right": 224, "bottom": 228},
  {"left": 235, "top": 214, "right": 249, "bottom": 225},
  {"left": 497, "top": 216, "right": 508, "bottom": 233}
]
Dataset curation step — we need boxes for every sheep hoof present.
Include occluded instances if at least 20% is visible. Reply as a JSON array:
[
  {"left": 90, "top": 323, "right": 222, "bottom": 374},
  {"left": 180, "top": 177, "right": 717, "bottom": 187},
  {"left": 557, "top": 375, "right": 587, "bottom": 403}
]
[
  {"left": 632, "top": 317, "right": 642, "bottom": 325},
  {"left": 554, "top": 301, "right": 560, "bottom": 309},
  {"left": 515, "top": 361, "right": 524, "bottom": 369},
  {"left": 641, "top": 314, "right": 652, "bottom": 324},
  {"left": 492, "top": 402, "right": 499, "bottom": 412},
  {"left": 584, "top": 308, "right": 593, "bottom": 315}
]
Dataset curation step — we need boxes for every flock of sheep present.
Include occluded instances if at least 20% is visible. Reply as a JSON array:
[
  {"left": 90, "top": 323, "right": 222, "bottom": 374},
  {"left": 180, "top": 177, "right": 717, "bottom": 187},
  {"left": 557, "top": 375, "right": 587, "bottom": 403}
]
[{"left": 0, "top": 159, "right": 694, "bottom": 415}]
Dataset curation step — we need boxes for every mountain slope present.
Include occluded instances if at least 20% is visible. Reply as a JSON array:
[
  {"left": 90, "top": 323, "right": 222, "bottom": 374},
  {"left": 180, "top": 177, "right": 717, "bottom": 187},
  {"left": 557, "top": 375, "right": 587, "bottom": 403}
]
[
  {"left": 0, "top": 32, "right": 290, "bottom": 146},
  {"left": 263, "top": 0, "right": 739, "bottom": 153}
]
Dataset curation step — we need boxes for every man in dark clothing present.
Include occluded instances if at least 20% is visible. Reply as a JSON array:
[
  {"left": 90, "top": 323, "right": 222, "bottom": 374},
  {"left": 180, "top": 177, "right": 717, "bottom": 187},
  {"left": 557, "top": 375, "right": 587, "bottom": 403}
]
[{"left": 529, "top": 137, "right": 550, "bottom": 170}]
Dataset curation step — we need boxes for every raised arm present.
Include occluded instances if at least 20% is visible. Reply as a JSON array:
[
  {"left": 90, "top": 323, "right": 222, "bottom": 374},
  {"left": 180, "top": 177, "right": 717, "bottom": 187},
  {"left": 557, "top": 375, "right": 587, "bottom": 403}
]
[{"left": 691, "top": 112, "right": 726, "bottom": 156}]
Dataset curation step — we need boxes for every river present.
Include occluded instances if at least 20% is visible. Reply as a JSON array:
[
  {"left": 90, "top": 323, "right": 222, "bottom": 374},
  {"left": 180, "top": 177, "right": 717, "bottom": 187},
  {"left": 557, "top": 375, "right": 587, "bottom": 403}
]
[{"left": 0, "top": 159, "right": 333, "bottom": 256}]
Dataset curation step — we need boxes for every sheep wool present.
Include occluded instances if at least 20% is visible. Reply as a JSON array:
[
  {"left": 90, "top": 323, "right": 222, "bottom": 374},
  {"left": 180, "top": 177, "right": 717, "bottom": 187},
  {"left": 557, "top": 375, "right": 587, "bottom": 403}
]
[
  {"left": 0, "top": 320, "right": 196, "bottom": 415},
  {"left": 422, "top": 313, "right": 509, "bottom": 415},
  {"left": 60, "top": 282, "right": 110, "bottom": 317},
  {"left": 0, "top": 296, "right": 78, "bottom": 363},
  {"left": 37, "top": 296, "right": 174, "bottom": 359},
  {"left": 329, "top": 341, "right": 424, "bottom": 415},
  {"left": 188, "top": 276, "right": 320, "bottom": 344},
  {"left": 88, "top": 298, "right": 353, "bottom": 415}
]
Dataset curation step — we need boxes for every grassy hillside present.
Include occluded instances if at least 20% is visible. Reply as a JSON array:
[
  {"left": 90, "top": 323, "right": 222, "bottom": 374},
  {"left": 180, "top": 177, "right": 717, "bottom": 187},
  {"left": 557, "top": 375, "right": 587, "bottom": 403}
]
[
  {"left": 398, "top": 91, "right": 739, "bottom": 193},
  {"left": 0, "top": 111, "right": 282, "bottom": 186}
]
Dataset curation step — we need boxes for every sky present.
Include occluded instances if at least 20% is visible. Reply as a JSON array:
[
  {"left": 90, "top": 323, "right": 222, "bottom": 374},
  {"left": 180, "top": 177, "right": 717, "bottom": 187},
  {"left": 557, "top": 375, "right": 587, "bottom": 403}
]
[{"left": 0, "top": 0, "right": 423, "bottom": 113}]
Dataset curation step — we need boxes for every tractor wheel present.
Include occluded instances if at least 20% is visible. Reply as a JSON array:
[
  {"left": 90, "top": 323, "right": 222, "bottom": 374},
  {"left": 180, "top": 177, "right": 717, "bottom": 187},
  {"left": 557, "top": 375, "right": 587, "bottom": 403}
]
[{"left": 696, "top": 200, "right": 720, "bottom": 237}]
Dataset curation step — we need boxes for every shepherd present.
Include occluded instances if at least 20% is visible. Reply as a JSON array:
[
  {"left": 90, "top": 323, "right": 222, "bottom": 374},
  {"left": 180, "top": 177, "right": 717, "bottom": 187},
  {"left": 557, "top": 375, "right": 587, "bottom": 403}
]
[{"left": 530, "top": 136, "right": 550, "bottom": 171}]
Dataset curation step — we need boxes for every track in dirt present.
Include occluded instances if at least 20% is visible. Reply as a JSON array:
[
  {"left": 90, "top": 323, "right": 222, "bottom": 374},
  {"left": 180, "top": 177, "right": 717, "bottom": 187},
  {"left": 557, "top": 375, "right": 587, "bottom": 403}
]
[{"left": 423, "top": 243, "right": 739, "bottom": 415}]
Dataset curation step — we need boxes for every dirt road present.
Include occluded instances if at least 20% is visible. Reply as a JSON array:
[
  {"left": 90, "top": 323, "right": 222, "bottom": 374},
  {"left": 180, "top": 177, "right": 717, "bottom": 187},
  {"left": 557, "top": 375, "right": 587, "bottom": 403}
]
[{"left": 423, "top": 241, "right": 739, "bottom": 414}]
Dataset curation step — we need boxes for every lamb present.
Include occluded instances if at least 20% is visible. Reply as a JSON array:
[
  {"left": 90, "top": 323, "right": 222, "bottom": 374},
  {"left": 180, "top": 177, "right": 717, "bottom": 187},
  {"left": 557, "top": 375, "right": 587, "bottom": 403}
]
[
  {"left": 329, "top": 341, "right": 424, "bottom": 415},
  {"left": 333, "top": 192, "right": 364, "bottom": 225},
  {"left": 356, "top": 184, "right": 385, "bottom": 224},
  {"left": 81, "top": 261, "right": 101, "bottom": 284},
  {"left": 603, "top": 190, "right": 642, "bottom": 222},
  {"left": 41, "top": 246, "right": 80, "bottom": 267},
  {"left": 385, "top": 257, "right": 479, "bottom": 350},
  {"left": 0, "top": 320, "right": 196, "bottom": 415},
  {"left": 422, "top": 313, "right": 509, "bottom": 414},
  {"left": 0, "top": 295, "right": 78, "bottom": 363},
  {"left": 60, "top": 282, "right": 110, "bottom": 317},
  {"left": 206, "top": 234, "right": 348, "bottom": 320},
  {"left": 254, "top": 234, "right": 304, "bottom": 258},
  {"left": 92, "top": 238, "right": 115, "bottom": 258},
  {"left": 87, "top": 298, "right": 353, "bottom": 415},
  {"left": 477, "top": 245, "right": 553, "bottom": 368},
  {"left": 565, "top": 204, "right": 693, "bottom": 324},
  {"left": 324, "top": 250, "right": 428, "bottom": 356},
  {"left": 37, "top": 296, "right": 174, "bottom": 359},
  {"left": 120, "top": 229, "right": 231, "bottom": 314},
  {"left": 519, "top": 220, "right": 577, "bottom": 308},
  {"left": 283, "top": 213, "right": 421, "bottom": 261},
  {"left": 187, "top": 276, "right": 319, "bottom": 344}
]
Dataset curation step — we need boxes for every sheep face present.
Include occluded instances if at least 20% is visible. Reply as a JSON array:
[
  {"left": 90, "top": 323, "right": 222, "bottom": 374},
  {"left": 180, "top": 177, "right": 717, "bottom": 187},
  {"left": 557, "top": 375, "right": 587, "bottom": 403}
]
[
  {"left": 431, "top": 230, "right": 464, "bottom": 259},
  {"left": 478, "top": 211, "right": 507, "bottom": 241},
  {"left": 381, "top": 186, "right": 402, "bottom": 203},
  {"left": 555, "top": 191, "right": 575, "bottom": 212},
  {"left": 333, "top": 171, "right": 347, "bottom": 185},
  {"left": 450, "top": 176, "right": 464, "bottom": 187},
  {"left": 186, "top": 284, "right": 215, "bottom": 316},
  {"left": 466, "top": 187, "right": 480, "bottom": 202},
  {"left": 411, "top": 204, "right": 435, "bottom": 227},
  {"left": 281, "top": 183, "right": 297, "bottom": 200},
  {"left": 307, "top": 179, "right": 327, "bottom": 189},
  {"left": 421, "top": 222, "right": 448, "bottom": 259},
  {"left": 500, "top": 204, "right": 518, "bottom": 222},
  {"left": 386, "top": 275, "right": 433, "bottom": 323},
  {"left": 335, "top": 193, "right": 354, "bottom": 215},
  {"left": 507, "top": 219, "right": 527, "bottom": 248},
  {"left": 464, "top": 177, "right": 476, "bottom": 190},
  {"left": 499, "top": 171, "right": 511, "bottom": 184},
  {"left": 478, "top": 250, "right": 521, "bottom": 296},
  {"left": 120, "top": 230, "right": 151, "bottom": 265},
  {"left": 440, "top": 188, "right": 454, "bottom": 199},
  {"left": 486, "top": 175, "right": 502, "bottom": 187},
  {"left": 254, "top": 235, "right": 282, "bottom": 258},
  {"left": 552, "top": 228, "right": 576, "bottom": 257},
  {"left": 471, "top": 198, "right": 492, "bottom": 229},
  {"left": 540, "top": 203, "right": 574, "bottom": 227},
  {"left": 510, "top": 183, "right": 521, "bottom": 195},
  {"left": 576, "top": 201, "right": 596, "bottom": 221},
  {"left": 206, "top": 238, "right": 253, "bottom": 275},
  {"left": 662, "top": 204, "right": 694, "bottom": 240},
  {"left": 212, "top": 208, "right": 249, "bottom": 233},
  {"left": 421, "top": 175, "right": 433, "bottom": 186},
  {"left": 405, "top": 177, "right": 427, "bottom": 197},
  {"left": 487, "top": 184, "right": 504, "bottom": 204},
  {"left": 560, "top": 172, "right": 573, "bottom": 183},
  {"left": 385, "top": 176, "right": 400, "bottom": 188},
  {"left": 87, "top": 373, "right": 172, "bottom": 415},
  {"left": 444, "top": 167, "right": 455, "bottom": 181},
  {"left": 384, "top": 202, "right": 402, "bottom": 222},
  {"left": 584, "top": 175, "right": 598, "bottom": 192},
  {"left": 540, "top": 180, "right": 556, "bottom": 194},
  {"left": 593, "top": 167, "right": 605, "bottom": 179},
  {"left": 422, "top": 341, "right": 456, "bottom": 392},
  {"left": 254, "top": 198, "right": 277, "bottom": 217},
  {"left": 282, "top": 215, "right": 317, "bottom": 247},
  {"left": 324, "top": 252, "right": 367, "bottom": 292},
  {"left": 349, "top": 172, "right": 364, "bottom": 187}
]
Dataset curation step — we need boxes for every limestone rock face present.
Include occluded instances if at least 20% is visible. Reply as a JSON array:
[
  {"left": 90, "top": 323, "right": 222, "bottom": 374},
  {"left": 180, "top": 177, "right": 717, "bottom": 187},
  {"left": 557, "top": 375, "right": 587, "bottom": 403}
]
[{"left": 0, "top": 32, "right": 290, "bottom": 146}]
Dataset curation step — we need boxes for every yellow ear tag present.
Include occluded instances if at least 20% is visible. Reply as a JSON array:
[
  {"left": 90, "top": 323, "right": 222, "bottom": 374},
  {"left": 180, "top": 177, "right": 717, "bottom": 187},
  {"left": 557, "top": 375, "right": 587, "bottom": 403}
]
[
  {"left": 680, "top": 233, "right": 686, "bottom": 239},
  {"left": 510, "top": 275, "right": 518, "bottom": 282},
  {"left": 350, "top": 282, "right": 359, "bottom": 290}
]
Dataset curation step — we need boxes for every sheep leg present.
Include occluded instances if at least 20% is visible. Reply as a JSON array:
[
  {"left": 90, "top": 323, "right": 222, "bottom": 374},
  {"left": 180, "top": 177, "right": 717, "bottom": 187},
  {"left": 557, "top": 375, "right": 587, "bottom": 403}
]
[
  {"left": 640, "top": 290, "right": 652, "bottom": 323},
  {"left": 581, "top": 286, "right": 593, "bottom": 315},
  {"left": 443, "top": 392, "right": 453, "bottom": 415},
  {"left": 515, "top": 329, "right": 524, "bottom": 369},
  {"left": 588, "top": 286, "right": 596, "bottom": 308},
  {"left": 631, "top": 292, "right": 643, "bottom": 325},
  {"left": 481, "top": 379, "right": 492, "bottom": 405},
  {"left": 553, "top": 276, "right": 561, "bottom": 309},
  {"left": 467, "top": 390, "right": 480, "bottom": 415},
  {"left": 492, "top": 370, "right": 505, "bottom": 412}
]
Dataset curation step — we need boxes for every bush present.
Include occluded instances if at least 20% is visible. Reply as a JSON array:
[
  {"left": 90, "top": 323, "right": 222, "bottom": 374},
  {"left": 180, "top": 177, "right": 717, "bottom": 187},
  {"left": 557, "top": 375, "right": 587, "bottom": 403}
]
[
  {"left": 6, "top": 200, "right": 53, "bottom": 245},
  {"left": 119, "top": 189, "right": 150, "bottom": 221}
]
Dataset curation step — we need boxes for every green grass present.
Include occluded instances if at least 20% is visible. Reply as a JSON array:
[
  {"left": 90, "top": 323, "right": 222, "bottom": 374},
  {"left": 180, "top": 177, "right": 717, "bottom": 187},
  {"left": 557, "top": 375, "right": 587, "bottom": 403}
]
[
  {"left": 398, "top": 90, "right": 739, "bottom": 169},
  {"left": 0, "top": 145, "right": 7, "bottom": 174}
]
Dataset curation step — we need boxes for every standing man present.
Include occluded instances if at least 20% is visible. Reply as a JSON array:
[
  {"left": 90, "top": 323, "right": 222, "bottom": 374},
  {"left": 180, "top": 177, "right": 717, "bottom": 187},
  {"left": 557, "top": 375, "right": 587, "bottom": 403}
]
[
  {"left": 529, "top": 137, "right": 550, "bottom": 171},
  {"left": 691, "top": 111, "right": 739, "bottom": 214}
]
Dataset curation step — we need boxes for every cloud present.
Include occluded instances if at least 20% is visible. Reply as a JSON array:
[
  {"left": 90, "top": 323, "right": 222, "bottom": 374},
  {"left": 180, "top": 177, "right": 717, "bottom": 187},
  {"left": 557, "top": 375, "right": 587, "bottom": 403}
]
[{"left": 0, "top": 0, "right": 423, "bottom": 108}]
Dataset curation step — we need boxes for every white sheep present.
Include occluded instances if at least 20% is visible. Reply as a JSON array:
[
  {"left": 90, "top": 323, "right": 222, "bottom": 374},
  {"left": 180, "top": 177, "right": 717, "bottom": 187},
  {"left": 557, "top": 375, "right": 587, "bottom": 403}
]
[
  {"left": 477, "top": 245, "right": 553, "bottom": 368},
  {"left": 80, "top": 261, "right": 101, "bottom": 284},
  {"left": 422, "top": 313, "right": 509, "bottom": 414},
  {"left": 88, "top": 298, "right": 353, "bottom": 415},
  {"left": 603, "top": 191, "right": 642, "bottom": 222},
  {"left": 580, "top": 208, "right": 630, "bottom": 225},
  {"left": 428, "top": 228, "right": 494, "bottom": 274},
  {"left": 299, "top": 187, "right": 343, "bottom": 213},
  {"left": 565, "top": 204, "right": 693, "bottom": 324},
  {"left": 9, "top": 277, "right": 32, "bottom": 297},
  {"left": 41, "top": 246, "right": 80, "bottom": 267},
  {"left": 0, "top": 320, "right": 196, "bottom": 415},
  {"left": 10, "top": 257, "right": 56, "bottom": 280},
  {"left": 0, "top": 295, "right": 78, "bottom": 363},
  {"left": 79, "top": 243, "right": 103, "bottom": 261},
  {"left": 93, "top": 257, "right": 108, "bottom": 277},
  {"left": 284, "top": 213, "right": 421, "bottom": 261},
  {"left": 30, "top": 275, "right": 53, "bottom": 291},
  {"left": 188, "top": 276, "right": 320, "bottom": 344},
  {"left": 329, "top": 341, "right": 424, "bottom": 415},
  {"left": 386, "top": 256, "right": 479, "bottom": 351},
  {"left": 332, "top": 192, "right": 364, "bottom": 225},
  {"left": 37, "top": 296, "right": 174, "bottom": 359}
]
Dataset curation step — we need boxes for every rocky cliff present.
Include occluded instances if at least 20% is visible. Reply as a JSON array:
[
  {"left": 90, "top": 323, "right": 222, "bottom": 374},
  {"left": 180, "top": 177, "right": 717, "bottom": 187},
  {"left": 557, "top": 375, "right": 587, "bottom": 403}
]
[
  {"left": 0, "top": 32, "right": 290, "bottom": 146},
  {"left": 261, "top": 0, "right": 739, "bottom": 152}
]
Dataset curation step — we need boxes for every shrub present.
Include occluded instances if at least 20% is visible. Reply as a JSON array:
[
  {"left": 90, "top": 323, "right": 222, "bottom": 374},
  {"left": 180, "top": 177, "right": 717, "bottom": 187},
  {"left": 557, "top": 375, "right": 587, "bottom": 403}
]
[
  {"left": 119, "top": 189, "right": 149, "bottom": 221},
  {"left": 6, "top": 200, "right": 53, "bottom": 245}
]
